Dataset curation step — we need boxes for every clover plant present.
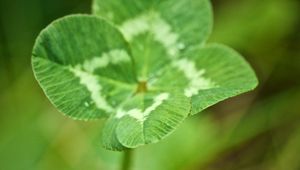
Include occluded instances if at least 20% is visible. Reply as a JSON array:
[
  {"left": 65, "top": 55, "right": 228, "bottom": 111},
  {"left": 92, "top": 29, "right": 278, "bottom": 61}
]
[{"left": 32, "top": 0, "right": 258, "bottom": 168}]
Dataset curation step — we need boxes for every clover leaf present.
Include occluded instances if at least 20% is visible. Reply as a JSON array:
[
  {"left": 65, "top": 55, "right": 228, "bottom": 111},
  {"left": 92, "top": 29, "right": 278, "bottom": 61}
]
[{"left": 32, "top": 0, "right": 258, "bottom": 151}]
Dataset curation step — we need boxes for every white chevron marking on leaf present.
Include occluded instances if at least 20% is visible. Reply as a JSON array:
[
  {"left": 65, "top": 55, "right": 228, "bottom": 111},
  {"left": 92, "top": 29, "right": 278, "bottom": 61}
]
[
  {"left": 172, "top": 59, "right": 215, "bottom": 97},
  {"left": 83, "top": 49, "right": 131, "bottom": 73},
  {"left": 119, "top": 15, "right": 149, "bottom": 41},
  {"left": 119, "top": 12, "right": 183, "bottom": 57},
  {"left": 116, "top": 93, "right": 170, "bottom": 122},
  {"left": 70, "top": 66, "right": 113, "bottom": 112}
]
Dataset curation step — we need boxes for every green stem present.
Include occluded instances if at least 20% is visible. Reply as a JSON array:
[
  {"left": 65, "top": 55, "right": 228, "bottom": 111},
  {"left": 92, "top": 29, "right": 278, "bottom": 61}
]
[{"left": 122, "top": 149, "right": 133, "bottom": 170}]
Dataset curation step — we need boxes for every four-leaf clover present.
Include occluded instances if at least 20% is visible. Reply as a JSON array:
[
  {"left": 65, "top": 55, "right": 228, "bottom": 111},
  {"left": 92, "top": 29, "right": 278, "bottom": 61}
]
[{"left": 32, "top": 0, "right": 258, "bottom": 151}]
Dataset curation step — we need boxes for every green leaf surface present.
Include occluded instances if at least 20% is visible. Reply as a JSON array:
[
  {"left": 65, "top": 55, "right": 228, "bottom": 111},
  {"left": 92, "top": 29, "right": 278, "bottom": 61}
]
[
  {"left": 183, "top": 44, "right": 258, "bottom": 114},
  {"left": 93, "top": 0, "right": 212, "bottom": 82},
  {"left": 93, "top": 0, "right": 212, "bottom": 46},
  {"left": 102, "top": 90, "right": 190, "bottom": 149},
  {"left": 101, "top": 116, "right": 126, "bottom": 151},
  {"left": 32, "top": 15, "right": 136, "bottom": 120},
  {"left": 115, "top": 91, "right": 190, "bottom": 148},
  {"left": 32, "top": 0, "right": 258, "bottom": 150},
  {"left": 32, "top": 15, "right": 192, "bottom": 150},
  {"left": 149, "top": 43, "right": 257, "bottom": 114}
]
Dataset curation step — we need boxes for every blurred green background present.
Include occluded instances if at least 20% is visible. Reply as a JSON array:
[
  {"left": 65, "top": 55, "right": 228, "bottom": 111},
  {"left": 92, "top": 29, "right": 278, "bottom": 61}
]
[{"left": 0, "top": 0, "right": 299, "bottom": 169}]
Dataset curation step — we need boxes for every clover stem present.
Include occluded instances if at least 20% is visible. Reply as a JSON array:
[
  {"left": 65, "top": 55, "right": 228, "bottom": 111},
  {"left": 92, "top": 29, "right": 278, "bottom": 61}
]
[
  {"left": 136, "top": 81, "right": 147, "bottom": 93},
  {"left": 122, "top": 149, "right": 133, "bottom": 170}
]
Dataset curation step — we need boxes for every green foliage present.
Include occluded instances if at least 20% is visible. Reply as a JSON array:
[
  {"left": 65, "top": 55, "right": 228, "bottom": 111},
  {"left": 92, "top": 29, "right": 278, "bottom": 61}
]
[{"left": 31, "top": 0, "right": 257, "bottom": 151}]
